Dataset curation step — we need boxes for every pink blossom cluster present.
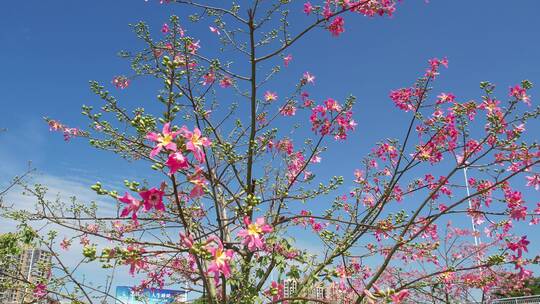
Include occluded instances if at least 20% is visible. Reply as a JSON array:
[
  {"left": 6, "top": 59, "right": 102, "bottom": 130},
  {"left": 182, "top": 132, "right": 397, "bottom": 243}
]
[
  {"left": 119, "top": 187, "right": 165, "bottom": 224},
  {"left": 48, "top": 119, "right": 82, "bottom": 141},
  {"left": 328, "top": 16, "right": 345, "bottom": 36},
  {"left": 112, "top": 75, "right": 130, "bottom": 89},
  {"left": 264, "top": 281, "right": 284, "bottom": 302},
  {"left": 124, "top": 245, "right": 147, "bottom": 276},
  {"left": 509, "top": 84, "right": 531, "bottom": 106},
  {"left": 310, "top": 98, "right": 356, "bottom": 140},
  {"left": 146, "top": 123, "right": 211, "bottom": 185},
  {"left": 293, "top": 210, "right": 329, "bottom": 232}
]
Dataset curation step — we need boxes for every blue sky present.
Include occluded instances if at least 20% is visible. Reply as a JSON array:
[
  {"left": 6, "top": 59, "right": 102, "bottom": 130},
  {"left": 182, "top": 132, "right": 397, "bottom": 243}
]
[
  {"left": 1, "top": 0, "right": 540, "bottom": 300},
  {"left": 1, "top": 0, "right": 540, "bottom": 180}
]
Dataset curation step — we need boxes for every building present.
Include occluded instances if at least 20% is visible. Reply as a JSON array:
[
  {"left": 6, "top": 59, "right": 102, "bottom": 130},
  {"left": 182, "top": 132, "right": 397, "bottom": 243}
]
[
  {"left": 308, "top": 282, "right": 327, "bottom": 302},
  {"left": 283, "top": 279, "right": 298, "bottom": 298},
  {"left": 281, "top": 279, "right": 357, "bottom": 304},
  {"left": 0, "top": 248, "right": 52, "bottom": 304}
]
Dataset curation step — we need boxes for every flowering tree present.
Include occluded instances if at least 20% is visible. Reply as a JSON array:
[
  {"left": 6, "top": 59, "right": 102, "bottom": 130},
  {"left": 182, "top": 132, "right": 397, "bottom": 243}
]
[{"left": 2, "top": 1, "right": 540, "bottom": 303}]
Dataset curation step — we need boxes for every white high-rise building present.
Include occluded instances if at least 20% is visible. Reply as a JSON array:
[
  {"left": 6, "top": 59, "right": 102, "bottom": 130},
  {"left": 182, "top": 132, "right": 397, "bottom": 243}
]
[
  {"left": 283, "top": 279, "right": 298, "bottom": 298},
  {"left": 0, "top": 248, "right": 51, "bottom": 304}
]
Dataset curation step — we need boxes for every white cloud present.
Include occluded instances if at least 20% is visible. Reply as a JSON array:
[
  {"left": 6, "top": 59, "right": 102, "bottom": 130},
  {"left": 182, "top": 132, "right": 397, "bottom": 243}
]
[{"left": 0, "top": 172, "right": 138, "bottom": 302}]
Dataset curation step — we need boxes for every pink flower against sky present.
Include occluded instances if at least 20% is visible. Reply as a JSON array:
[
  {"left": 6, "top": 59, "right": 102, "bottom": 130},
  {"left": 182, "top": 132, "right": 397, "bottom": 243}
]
[
  {"left": 187, "top": 40, "right": 200, "bottom": 54},
  {"left": 119, "top": 187, "right": 165, "bottom": 223},
  {"left": 209, "top": 26, "right": 221, "bottom": 35},
  {"left": 119, "top": 192, "right": 143, "bottom": 223},
  {"left": 165, "top": 151, "right": 189, "bottom": 175},
  {"left": 202, "top": 72, "right": 215, "bottom": 85},
  {"left": 303, "top": 72, "right": 315, "bottom": 84},
  {"left": 507, "top": 236, "right": 529, "bottom": 257},
  {"left": 303, "top": 2, "right": 313, "bottom": 15},
  {"left": 390, "top": 289, "right": 410, "bottom": 303},
  {"left": 146, "top": 122, "right": 180, "bottom": 158},
  {"left": 526, "top": 174, "right": 540, "bottom": 190},
  {"left": 328, "top": 16, "right": 345, "bottom": 37},
  {"left": 237, "top": 217, "right": 273, "bottom": 251},
  {"left": 112, "top": 75, "right": 130, "bottom": 89},
  {"left": 264, "top": 91, "right": 278, "bottom": 102},
  {"left": 139, "top": 188, "right": 165, "bottom": 212},
  {"left": 125, "top": 245, "right": 147, "bottom": 276},
  {"left": 219, "top": 76, "right": 233, "bottom": 88},
  {"left": 207, "top": 240, "right": 234, "bottom": 282},
  {"left": 161, "top": 23, "right": 169, "bottom": 33},
  {"left": 283, "top": 54, "right": 292, "bottom": 67},
  {"left": 181, "top": 127, "right": 211, "bottom": 163},
  {"left": 60, "top": 237, "right": 71, "bottom": 251},
  {"left": 280, "top": 104, "right": 297, "bottom": 116},
  {"left": 510, "top": 84, "right": 531, "bottom": 106},
  {"left": 188, "top": 168, "right": 207, "bottom": 198}
]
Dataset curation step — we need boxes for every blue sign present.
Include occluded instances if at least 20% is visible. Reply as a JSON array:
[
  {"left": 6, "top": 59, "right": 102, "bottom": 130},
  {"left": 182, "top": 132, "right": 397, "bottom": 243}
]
[{"left": 115, "top": 286, "right": 187, "bottom": 304}]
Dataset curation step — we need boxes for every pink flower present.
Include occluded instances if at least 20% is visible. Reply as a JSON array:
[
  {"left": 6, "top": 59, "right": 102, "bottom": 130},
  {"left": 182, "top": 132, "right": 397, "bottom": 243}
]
[
  {"left": 188, "top": 168, "right": 207, "bottom": 198},
  {"left": 510, "top": 205, "right": 527, "bottom": 221},
  {"left": 390, "top": 88, "right": 414, "bottom": 112},
  {"left": 237, "top": 217, "right": 273, "bottom": 251},
  {"left": 393, "top": 185, "right": 403, "bottom": 202},
  {"left": 219, "top": 76, "right": 233, "bottom": 88},
  {"left": 60, "top": 237, "right": 71, "bottom": 251},
  {"left": 175, "top": 26, "right": 185, "bottom": 37},
  {"left": 526, "top": 174, "right": 540, "bottom": 190},
  {"left": 390, "top": 289, "right": 410, "bottom": 303},
  {"left": 146, "top": 122, "right": 180, "bottom": 158},
  {"left": 202, "top": 72, "right": 216, "bottom": 85},
  {"left": 438, "top": 203, "right": 448, "bottom": 212},
  {"left": 33, "top": 283, "right": 47, "bottom": 299},
  {"left": 265, "top": 281, "right": 284, "bottom": 302},
  {"left": 283, "top": 54, "right": 293, "bottom": 67},
  {"left": 165, "top": 152, "right": 189, "bottom": 174},
  {"left": 112, "top": 75, "right": 130, "bottom": 89},
  {"left": 264, "top": 91, "right": 278, "bottom": 102},
  {"left": 187, "top": 40, "right": 201, "bottom": 54},
  {"left": 209, "top": 26, "right": 221, "bottom": 35},
  {"left": 207, "top": 240, "right": 234, "bottom": 282},
  {"left": 119, "top": 192, "right": 143, "bottom": 222},
  {"left": 280, "top": 104, "right": 297, "bottom": 116},
  {"left": 48, "top": 120, "right": 63, "bottom": 131},
  {"left": 303, "top": 2, "right": 313, "bottom": 15},
  {"left": 182, "top": 127, "right": 211, "bottom": 163},
  {"left": 437, "top": 92, "right": 456, "bottom": 104},
  {"left": 507, "top": 236, "right": 529, "bottom": 257},
  {"left": 161, "top": 23, "right": 170, "bottom": 34},
  {"left": 509, "top": 84, "right": 531, "bottom": 106},
  {"left": 86, "top": 224, "right": 99, "bottom": 233},
  {"left": 328, "top": 17, "right": 345, "bottom": 37},
  {"left": 80, "top": 235, "right": 90, "bottom": 246},
  {"left": 302, "top": 72, "right": 315, "bottom": 84},
  {"left": 125, "top": 245, "right": 146, "bottom": 276},
  {"left": 425, "top": 57, "right": 448, "bottom": 78},
  {"left": 62, "top": 127, "right": 80, "bottom": 141},
  {"left": 139, "top": 188, "right": 165, "bottom": 212},
  {"left": 179, "top": 232, "right": 194, "bottom": 249},
  {"left": 173, "top": 54, "right": 195, "bottom": 68}
]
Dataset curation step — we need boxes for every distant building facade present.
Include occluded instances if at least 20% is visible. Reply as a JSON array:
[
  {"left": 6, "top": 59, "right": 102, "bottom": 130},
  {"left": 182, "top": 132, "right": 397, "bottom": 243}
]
[
  {"left": 281, "top": 279, "right": 356, "bottom": 304},
  {"left": 0, "top": 248, "right": 52, "bottom": 304},
  {"left": 283, "top": 279, "right": 298, "bottom": 299}
]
